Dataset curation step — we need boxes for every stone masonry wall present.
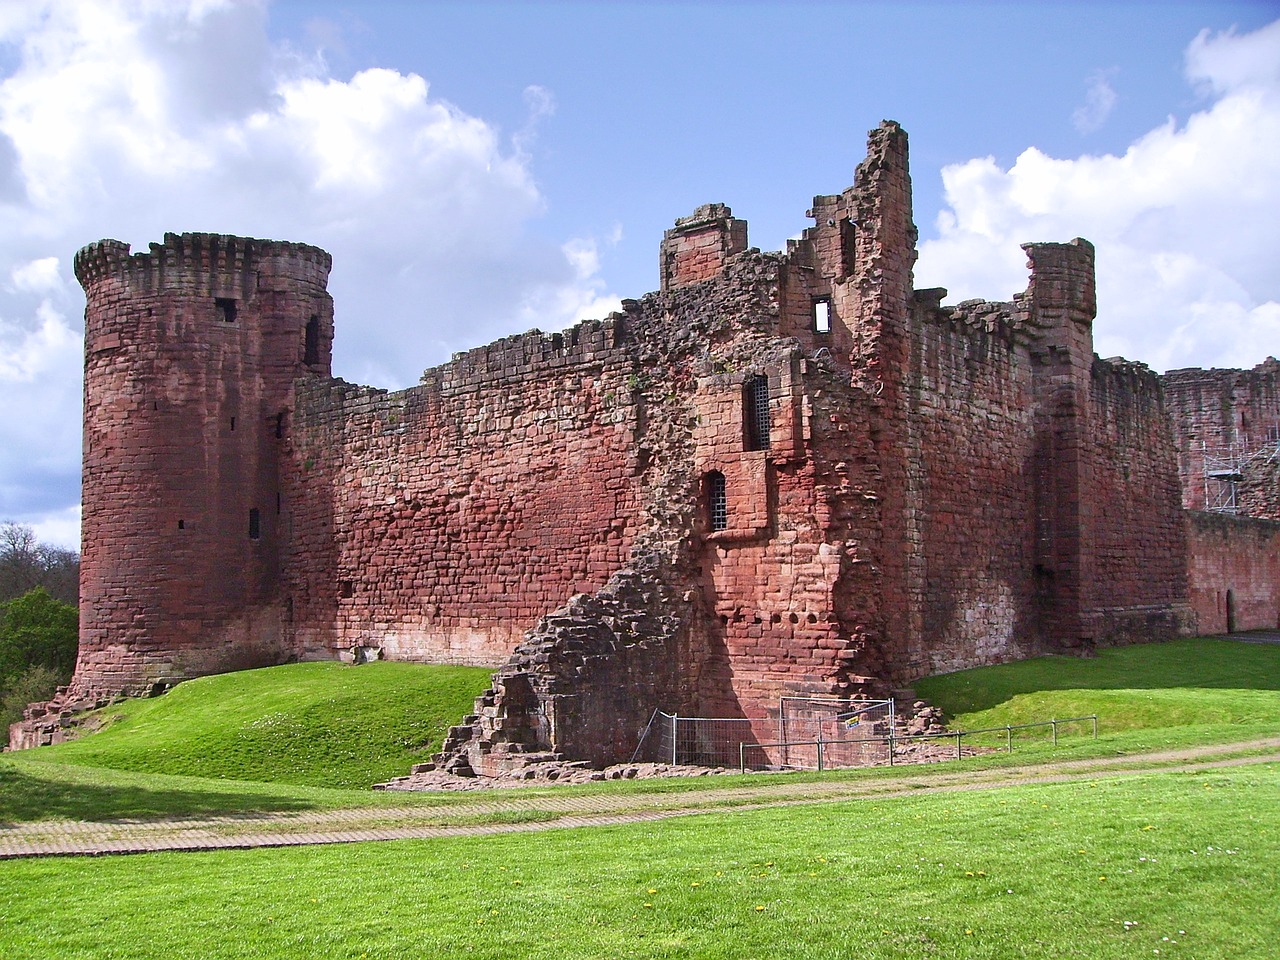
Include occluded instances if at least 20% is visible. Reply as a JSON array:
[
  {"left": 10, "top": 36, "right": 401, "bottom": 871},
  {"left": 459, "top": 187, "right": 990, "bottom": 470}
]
[
  {"left": 1186, "top": 511, "right": 1280, "bottom": 634},
  {"left": 72, "top": 233, "right": 332, "bottom": 698},
  {"left": 896, "top": 295, "right": 1041, "bottom": 677},
  {"left": 1163, "top": 360, "right": 1280, "bottom": 515},
  {"left": 1083, "top": 359, "right": 1193, "bottom": 641},
  {"left": 285, "top": 318, "right": 644, "bottom": 666}
]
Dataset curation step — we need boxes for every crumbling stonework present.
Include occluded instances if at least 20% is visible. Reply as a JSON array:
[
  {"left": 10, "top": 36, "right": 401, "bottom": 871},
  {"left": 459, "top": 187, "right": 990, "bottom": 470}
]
[{"left": 11, "top": 121, "right": 1279, "bottom": 759}]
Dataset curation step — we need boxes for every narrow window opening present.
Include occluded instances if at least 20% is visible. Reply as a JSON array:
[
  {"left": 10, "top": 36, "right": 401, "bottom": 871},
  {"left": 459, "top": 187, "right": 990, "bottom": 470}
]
[
  {"left": 216, "top": 298, "right": 237, "bottom": 323},
  {"left": 276, "top": 491, "right": 282, "bottom": 515},
  {"left": 275, "top": 412, "right": 285, "bottom": 439},
  {"left": 744, "top": 374, "right": 771, "bottom": 451},
  {"left": 339, "top": 579, "right": 355, "bottom": 599},
  {"left": 177, "top": 519, "right": 185, "bottom": 530},
  {"left": 839, "top": 218, "right": 857, "bottom": 274},
  {"left": 304, "top": 315, "right": 321, "bottom": 365},
  {"left": 248, "top": 507, "right": 261, "bottom": 540},
  {"left": 707, "top": 471, "right": 728, "bottom": 532},
  {"left": 813, "top": 297, "right": 832, "bottom": 335},
  {"left": 230, "top": 416, "right": 236, "bottom": 432}
]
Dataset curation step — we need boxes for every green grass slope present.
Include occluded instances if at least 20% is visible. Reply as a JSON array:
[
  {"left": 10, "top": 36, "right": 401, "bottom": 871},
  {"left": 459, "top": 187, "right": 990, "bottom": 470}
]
[
  {"left": 2, "top": 763, "right": 1276, "bottom": 959},
  {"left": 916, "top": 637, "right": 1280, "bottom": 740},
  {"left": 25, "top": 661, "right": 493, "bottom": 789}
]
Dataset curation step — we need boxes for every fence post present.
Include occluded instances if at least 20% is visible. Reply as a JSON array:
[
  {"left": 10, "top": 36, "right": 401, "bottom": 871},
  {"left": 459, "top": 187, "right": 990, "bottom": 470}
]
[
  {"left": 1052, "top": 719, "right": 1058, "bottom": 747},
  {"left": 671, "top": 713, "right": 678, "bottom": 765},
  {"left": 1006, "top": 725, "right": 1012, "bottom": 753},
  {"left": 739, "top": 741, "right": 746, "bottom": 775},
  {"left": 817, "top": 731, "right": 824, "bottom": 772},
  {"left": 955, "top": 731, "right": 961, "bottom": 760},
  {"left": 1092, "top": 715, "right": 1098, "bottom": 739},
  {"left": 888, "top": 733, "right": 895, "bottom": 767}
]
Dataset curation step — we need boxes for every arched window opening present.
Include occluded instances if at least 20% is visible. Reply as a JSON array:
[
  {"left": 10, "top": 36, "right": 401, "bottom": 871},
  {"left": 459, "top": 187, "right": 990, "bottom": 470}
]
[
  {"left": 744, "top": 374, "right": 771, "bottom": 451},
  {"left": 707, "top": 471, "right": 728, "bottom": 532}
]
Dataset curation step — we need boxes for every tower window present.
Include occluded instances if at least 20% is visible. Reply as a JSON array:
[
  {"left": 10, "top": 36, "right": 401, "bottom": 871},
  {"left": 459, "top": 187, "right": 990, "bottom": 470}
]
[
  {"left": 839, "top": 217, "right": 857, "bottom": 274},
  {"left": 248, "top": 508, "right": 261, "bottom": 540},
  {"left": 216, "top": 298, "right": 237, "bottom": 323},
  {"left": 813, "top": 297, "right": 832, "bottom": 334},
  {"left": 744, "top": 374, "right": 771, "bottom": 451},
  {"left": 707, "top": 471, "right": 728, "bottom": 532},
  {"left": 304, "top": 315, "right": 321, "bottom": 365}
]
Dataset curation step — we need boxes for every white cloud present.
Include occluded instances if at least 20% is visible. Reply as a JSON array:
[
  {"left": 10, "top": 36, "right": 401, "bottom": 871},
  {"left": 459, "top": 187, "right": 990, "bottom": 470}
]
[
  {"left": 10, "top": 257, "right": 61, "bottom": 293},
  {"left": 916, "top": 19, "right": 1280, "bottom": 373},
  {"left": 30, "top": 503, "right": 82, "bottom": 552},
  {"left": 0, "top": 0, "right": 619, "bottom": 545},
  {"left": 1072, "top": 69, "right": 1118, "bottom": 134}
]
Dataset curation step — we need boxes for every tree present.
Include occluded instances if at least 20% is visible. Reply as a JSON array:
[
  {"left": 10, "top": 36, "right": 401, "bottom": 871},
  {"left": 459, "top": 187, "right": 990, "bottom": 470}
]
[
  {"left": 0, "top": 587, "right": 79, "bottom": 689},
  {"left": 0, "top": 521, "right": 79, "bottom": 604}
]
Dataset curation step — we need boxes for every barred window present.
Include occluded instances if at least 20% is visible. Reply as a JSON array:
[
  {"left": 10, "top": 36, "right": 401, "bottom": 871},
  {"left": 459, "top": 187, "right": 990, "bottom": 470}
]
[
  {"left": 744, "top": 374, "right": 770, "bottom": 451},
  {"left": 707, "top": 471, "right": 728, "bottom": 532}
]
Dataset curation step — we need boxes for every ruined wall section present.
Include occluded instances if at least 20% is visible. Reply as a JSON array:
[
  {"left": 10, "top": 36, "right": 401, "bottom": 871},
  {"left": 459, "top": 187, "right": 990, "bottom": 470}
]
[
  {"left": 895, "top": 294, "right": 1042, "bottom": 676},
  {"left": 286, "top": 318, "right": 644, "bottom": 666},
  {"left": 1083, "top": 359, "right": 1192, "bottom": 641},
  {"left": 444, "top": 244, "right": 893, "bottom": 767},
  {"left": 1162, "top": 360, "right": 1280, "bottom": 517},
  {"left": 71, "top": 233, "right": 332, "bottom": 698},
  {"left": 1186, "top": 512, "right": 1280, "bottom": 634}
]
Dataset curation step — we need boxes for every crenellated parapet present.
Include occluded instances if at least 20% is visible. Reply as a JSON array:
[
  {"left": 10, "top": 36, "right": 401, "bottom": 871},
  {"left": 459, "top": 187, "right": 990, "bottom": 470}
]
[{"left": 74, "top": 232, "right": 331, "bottom": 299}]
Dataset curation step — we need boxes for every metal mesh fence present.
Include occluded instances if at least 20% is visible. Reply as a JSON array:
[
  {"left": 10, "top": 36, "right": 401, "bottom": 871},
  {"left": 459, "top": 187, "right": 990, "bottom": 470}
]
[
  {"left": 775, "top": 697, "right": 894, "bottom": 770},
  {"left": 634, "top": 712, "right": 760, "bottom": 768},
  {"left": 632, "top": 699, "right": 894, "bottom": 771}
]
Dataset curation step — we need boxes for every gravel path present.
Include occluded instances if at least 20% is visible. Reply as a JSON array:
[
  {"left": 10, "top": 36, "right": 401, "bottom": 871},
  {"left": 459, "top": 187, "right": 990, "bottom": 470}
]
[{"left": 3, "top": 736, "right": 1277, "bottom": 859}]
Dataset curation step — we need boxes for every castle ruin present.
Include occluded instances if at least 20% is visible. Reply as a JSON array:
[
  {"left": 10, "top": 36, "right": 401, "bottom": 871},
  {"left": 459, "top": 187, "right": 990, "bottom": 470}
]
[{"left": 12, "top": 122, "right": 1280, "bottom": 764}]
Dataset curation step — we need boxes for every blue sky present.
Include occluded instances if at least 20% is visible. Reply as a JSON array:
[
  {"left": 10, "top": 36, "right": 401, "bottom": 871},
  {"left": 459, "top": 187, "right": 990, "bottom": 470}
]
[{"left": 2, "top": 1, "right": 1279, "bottom": 549}]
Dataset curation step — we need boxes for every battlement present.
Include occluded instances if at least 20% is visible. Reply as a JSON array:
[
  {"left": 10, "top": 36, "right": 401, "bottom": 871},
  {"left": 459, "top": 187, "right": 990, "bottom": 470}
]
[{"left": 74, "top": 232, "right": 331, "bottom": 296}]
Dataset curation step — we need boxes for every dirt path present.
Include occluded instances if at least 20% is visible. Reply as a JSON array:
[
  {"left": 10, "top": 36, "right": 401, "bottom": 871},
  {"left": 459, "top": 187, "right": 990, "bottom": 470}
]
[{"left": 3, "top": 736, "right": 1277, "bottom": 859}]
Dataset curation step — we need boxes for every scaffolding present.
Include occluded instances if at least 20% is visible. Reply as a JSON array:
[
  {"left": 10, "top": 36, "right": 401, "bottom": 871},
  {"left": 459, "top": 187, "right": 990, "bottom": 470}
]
[{"left": 1201, "top": 428, "right": 1280, "bottom": 514}]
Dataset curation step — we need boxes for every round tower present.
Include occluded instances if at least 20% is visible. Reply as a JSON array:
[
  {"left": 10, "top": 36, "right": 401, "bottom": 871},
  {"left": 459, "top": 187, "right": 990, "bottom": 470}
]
[{"left": 71, "top": 232, "right": 333, "bottom": 697}]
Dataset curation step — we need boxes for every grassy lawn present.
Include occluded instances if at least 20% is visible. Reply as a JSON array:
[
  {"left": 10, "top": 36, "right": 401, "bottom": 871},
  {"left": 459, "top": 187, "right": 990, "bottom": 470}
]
[
  {"left": 16, "top": 661, "right": 493, "bottom": 789},
  {"left": 916, "top": 637, "right": 1280, "bottom": 740},
  {"left": 2, "top": 636, "right": 1278, "bottom": 827},
  {"left": 0, "top": 762, "right": 1275, "bottom": 959}
]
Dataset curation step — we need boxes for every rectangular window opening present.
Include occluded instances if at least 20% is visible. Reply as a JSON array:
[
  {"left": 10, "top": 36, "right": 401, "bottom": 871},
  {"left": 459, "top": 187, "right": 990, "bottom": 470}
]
[
  {"left": 707, "top": 472, "right": 728, "bottom": 532},
  {"left": 248, "top": 507, "right": 261, "bottom": 540},
  {"left": 813, "top": 297, "right": 832, "bottom": 335},
  {"left": 744, "top": 374, "right": 771, "bottom": 451},
  {"left": 230, "top": 416, "right": 236, "bottom": 432},
  {"left": 216, "top": 297, "right": 237, "bottom": 323},
  {"left": 304, "top": 315, "right": 321, "bottom": 365},
  {"left": 177, "top": 519, "right": 185, "bottom": 530}
]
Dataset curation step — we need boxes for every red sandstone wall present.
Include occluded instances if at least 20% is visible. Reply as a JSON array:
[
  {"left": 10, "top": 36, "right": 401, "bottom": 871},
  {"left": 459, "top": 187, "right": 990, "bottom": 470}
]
[
  {"left": 659, "top": 204, "right": 748, "bottom": 292},
  {"left": 1163, "top": 360, "right": 1280, "bottom": 514},
  {"left": 286, "top": 319, "right": 643, "bottom": 666},
  {"left": 1186, "top": 512, "right": 1280, "bottom": 634},
  {"left": 897, "top": 301, "right": 1041, "bottom": 676},
  {"left": 1082, "top": 360, "right": 1192, "bottom": 641},
  {"left": 691, "top": 353, "right": 882, "bottom": 736},
  {"left": 73, "top": 234, "right": 331, "bottom": 696}
]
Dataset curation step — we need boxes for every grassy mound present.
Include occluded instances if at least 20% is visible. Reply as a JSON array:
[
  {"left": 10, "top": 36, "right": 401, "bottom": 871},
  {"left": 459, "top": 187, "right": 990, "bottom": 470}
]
[
  {"left": 916, "top": 637, "right": 1280, "bottom": 737},
  {"left": 28, "top": 661, "right": 493, "bottom": 789}
]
